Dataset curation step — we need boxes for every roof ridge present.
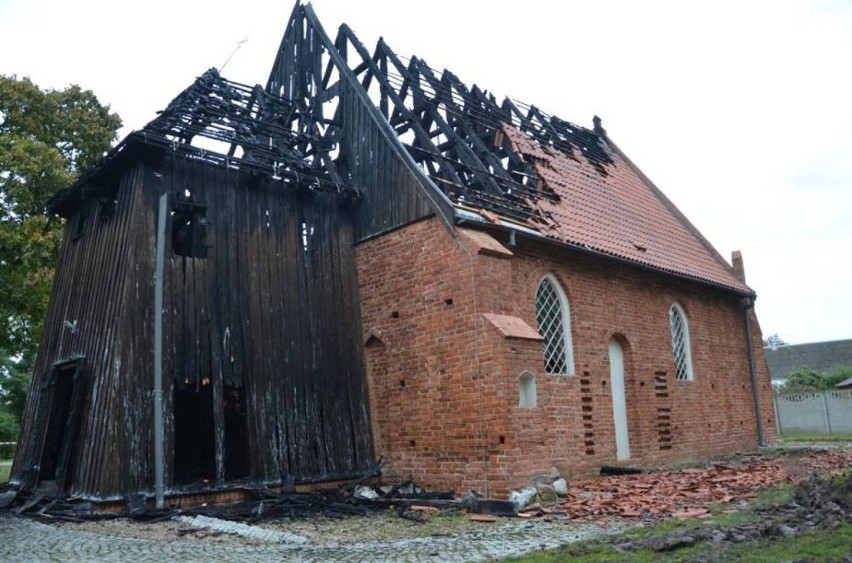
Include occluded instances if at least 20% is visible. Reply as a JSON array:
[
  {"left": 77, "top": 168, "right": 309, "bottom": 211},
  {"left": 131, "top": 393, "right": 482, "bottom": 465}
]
[
  {"left": 265, "top": 5, "right": 756, "bottom": 297},
  {"left": 294, "top": 4, "right": 456, "bottom": 232}
]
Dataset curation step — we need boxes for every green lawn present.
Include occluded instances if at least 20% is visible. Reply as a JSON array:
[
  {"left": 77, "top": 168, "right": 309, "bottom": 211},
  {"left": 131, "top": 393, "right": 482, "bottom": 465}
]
[
  {"left": 0, "top": 460, "right": 11, "bottom": 484},
  {"left": 506, "top": 477, "right": 851, "bottom": 562},
  {"left": 509, "top": 523, "right": 852, "bottom": 562},
  {"left": 778, "top": 432, "right": 852, "bottom": 442}
]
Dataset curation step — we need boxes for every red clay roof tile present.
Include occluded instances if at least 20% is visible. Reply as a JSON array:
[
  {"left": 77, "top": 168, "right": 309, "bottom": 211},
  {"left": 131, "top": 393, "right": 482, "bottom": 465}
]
[
  {"left": 498, "top": 125, "right": 750, "bottom": 294},
  {"left": 482, "top": 313, "right": 543, "bottom": 341},
  {"left": 459, "top": 228, "right": 514, "bottom": 258}
]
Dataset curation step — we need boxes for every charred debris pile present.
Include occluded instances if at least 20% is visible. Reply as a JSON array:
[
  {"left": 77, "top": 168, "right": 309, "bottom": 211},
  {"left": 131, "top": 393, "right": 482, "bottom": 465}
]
[{"left": 0, "top": 466, "right": 514, "bottom": 524}]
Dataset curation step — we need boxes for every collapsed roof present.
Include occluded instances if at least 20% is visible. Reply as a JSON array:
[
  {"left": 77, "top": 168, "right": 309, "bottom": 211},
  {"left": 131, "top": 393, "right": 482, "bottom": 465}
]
[
  {"left": 48, "top": 68, "right": 357, "bottom": 216},
  {"left": 51, "top": 2, "right": 751, "bottom": 296},
  {"left": 266, "top": 3, "right": 751, "bottom": 296}
]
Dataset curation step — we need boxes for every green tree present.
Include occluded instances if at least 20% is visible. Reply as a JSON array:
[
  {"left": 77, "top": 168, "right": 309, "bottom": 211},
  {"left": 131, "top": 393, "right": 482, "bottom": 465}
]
[
  {"left": 0, "top": 75, "right": 121, "bottom": 433},
  {"left": 825, "top": 366, "right": 852, "bottom": 387},
  {"left": 776, "top": 366, "right": 852, "bottom": 393}
]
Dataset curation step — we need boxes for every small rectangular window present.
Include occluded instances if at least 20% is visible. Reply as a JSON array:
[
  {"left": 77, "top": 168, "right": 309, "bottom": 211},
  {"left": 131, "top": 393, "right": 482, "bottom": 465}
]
[{"left": 172, "top": 193, "right": 208, "bottom": 258}]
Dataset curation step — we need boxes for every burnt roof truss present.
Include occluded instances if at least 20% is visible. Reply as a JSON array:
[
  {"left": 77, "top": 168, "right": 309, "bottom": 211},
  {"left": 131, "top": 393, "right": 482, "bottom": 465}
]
[
  {"left": 141, "top": 68, "right": 355, "bottom": 197},
  {"left": 266, "top": 4, "right": 614, "bottom": 225}
]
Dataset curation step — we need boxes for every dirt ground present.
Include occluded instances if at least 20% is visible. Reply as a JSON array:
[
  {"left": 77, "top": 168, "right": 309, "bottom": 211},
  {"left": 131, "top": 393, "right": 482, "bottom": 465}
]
[
  {"left": 51, "top": 444, "right": 851, "bottom": 551},
  {"left": 612, "top": 469, "right": 852, "bottom": 557},
  {"left": 58, "top": 508, "right": 495, "bottom": 545}
]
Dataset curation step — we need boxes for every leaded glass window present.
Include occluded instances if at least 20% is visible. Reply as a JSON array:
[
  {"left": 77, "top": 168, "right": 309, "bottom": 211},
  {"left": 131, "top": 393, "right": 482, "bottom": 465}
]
[
  {"left": 535, "top": 275, "right": 575, "bottom": 375},
  {"left": 669, "top": 303, "right": 694, "bottom": 381}
]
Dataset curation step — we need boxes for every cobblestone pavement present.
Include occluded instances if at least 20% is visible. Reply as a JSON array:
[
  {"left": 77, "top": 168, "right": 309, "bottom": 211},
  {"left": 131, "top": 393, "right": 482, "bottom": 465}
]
[{"left": 0, "top": 515, "right": 616, "bottom": 562}]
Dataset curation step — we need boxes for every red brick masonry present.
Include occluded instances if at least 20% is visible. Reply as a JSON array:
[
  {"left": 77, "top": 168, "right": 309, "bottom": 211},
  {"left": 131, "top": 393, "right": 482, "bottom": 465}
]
[{"left": 356, "top": 217, "right": 775, "bottom": 497}]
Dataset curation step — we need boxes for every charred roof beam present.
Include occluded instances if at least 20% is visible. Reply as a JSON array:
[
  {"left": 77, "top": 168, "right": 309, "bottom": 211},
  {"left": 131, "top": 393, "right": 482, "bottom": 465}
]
[
  {"left": 428, "top": 70, "right": 549, "bottom": 202},
  {"left": 441, "top": 75, "right": 536, "bottom": 189},
  {"left": 337, "top": 24, "right": 461, "bottom": 184},
  {"left": 264, "top": 9, "right": 358, "bottom": 193},
  {"left": 415, "top": 62, "right": 520, "bottom": 186},
  {"left": 140, "top": 69, "right": 353, "bottom": 196},
  {"left": 379, "top": 43, "right": 519, "bottom": 202},
  {"left": 502, "top": 99, "right": 613, "bottom": 175}
]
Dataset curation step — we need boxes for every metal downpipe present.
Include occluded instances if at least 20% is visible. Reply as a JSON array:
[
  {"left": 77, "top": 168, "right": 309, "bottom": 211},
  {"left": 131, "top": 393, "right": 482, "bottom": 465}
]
[
  {"left": 742, "top": 297, "right": 766, "bottom": 447},
  {"left": 153, "top": 192, "right": 168, "bottom": 508}
]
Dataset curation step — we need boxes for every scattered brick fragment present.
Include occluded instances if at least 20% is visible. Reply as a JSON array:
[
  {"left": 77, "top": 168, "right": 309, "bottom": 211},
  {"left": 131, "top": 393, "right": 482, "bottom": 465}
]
[{"left": 561, "top": 450, "right": 851, "bottom": 521}]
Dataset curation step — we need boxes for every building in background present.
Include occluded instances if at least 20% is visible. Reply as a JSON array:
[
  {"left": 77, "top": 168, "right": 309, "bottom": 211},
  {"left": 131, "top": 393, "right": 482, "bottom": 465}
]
[{"left": 765, "top": 339, "right": 852, "bottom": 384}]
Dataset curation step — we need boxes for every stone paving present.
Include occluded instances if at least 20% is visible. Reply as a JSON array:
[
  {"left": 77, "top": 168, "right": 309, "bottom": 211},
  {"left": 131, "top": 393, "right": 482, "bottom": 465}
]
[{"left": 0, "top": 514, "right": 615, "bottom": 562}]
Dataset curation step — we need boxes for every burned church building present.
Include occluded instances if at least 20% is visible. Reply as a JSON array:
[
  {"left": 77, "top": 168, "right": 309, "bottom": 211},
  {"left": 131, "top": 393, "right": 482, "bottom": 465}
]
[{"left": 12, "top": 3, "right": 774, "bottom": 503}]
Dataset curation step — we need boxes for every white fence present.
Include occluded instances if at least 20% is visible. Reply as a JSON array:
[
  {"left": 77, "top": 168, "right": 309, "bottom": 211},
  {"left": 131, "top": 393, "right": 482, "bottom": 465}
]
[{"left": 774, "top": 389, "right": 852, "bottom": 434}]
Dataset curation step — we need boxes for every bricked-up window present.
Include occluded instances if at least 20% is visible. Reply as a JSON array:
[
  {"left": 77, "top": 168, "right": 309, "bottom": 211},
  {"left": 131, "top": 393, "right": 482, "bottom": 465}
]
[
  {"left": 669, "top": 303, "right": 694, "bottom": 381},
  {"left": 519, "top": 371, "right": 537, "bottom": 407},
  {"left": 535, "top": 275, "right": 575, "bottom": 375}
]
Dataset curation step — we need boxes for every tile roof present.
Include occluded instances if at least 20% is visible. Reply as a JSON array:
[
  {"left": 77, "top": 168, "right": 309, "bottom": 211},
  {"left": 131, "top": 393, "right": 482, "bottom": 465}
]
[
  {"left": 324, "top": 33, "right": 752, "bottom": 295},
  {"left": 498, "top": 125, "right": 751, "bottom": 294},
  {"left": 482, "top": 313, "right": 543, "bottom": 341},
  {"left": 458, "top": 228, "right": 514, "bottom": 258}
]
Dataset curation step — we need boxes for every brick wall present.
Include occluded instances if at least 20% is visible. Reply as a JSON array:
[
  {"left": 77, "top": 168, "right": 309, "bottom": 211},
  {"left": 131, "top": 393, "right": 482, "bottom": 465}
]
[{"left": 355, "top": 217, "right": 775, "bottom": 497}]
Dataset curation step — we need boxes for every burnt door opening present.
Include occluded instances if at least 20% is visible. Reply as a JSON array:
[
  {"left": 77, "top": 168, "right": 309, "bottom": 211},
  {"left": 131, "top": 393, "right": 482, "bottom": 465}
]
[
  {"left": 174, "top": 378, "right": 216, "bottom": 484},
  {"left": 38, "top": 358, "right": 86, "bottom": 488},
  {"left": 223, "top": 385, "right": 248, "bottom": 479}
]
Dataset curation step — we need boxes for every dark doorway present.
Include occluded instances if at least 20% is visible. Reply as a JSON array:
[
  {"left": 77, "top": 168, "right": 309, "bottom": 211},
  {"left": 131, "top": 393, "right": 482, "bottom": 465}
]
[
  {"left": 223, "top": 385, "right": 249, "bottom": 479},
  {"left": 38, "top": 358, "right": 86, "bottom": 488},
  {"left": 174, "top": 378, "right": 216, "bottom": 484}
]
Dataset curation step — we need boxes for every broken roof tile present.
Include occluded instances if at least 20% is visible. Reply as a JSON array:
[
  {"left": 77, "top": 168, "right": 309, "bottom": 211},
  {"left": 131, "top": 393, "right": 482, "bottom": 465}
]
[{"left": 559, "top": 450, "right": 851, "bottom": 521}]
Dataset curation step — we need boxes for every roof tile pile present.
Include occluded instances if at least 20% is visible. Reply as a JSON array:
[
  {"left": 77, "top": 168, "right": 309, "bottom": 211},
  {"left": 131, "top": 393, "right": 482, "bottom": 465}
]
[{"left": 550, "top": 450, "right": 851, "bottom": 521}]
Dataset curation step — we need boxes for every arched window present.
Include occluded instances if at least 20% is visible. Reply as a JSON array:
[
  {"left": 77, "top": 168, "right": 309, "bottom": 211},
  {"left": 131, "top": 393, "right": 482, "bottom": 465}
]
[
  {"left": 519, "top": 371, "right": 537, "bottom": 408},
  {"left": 669, "top": 303, "right": 694, "bottom": 381},
  {"left": 535, "top": 274, "right": 575, "bottom": 375}
]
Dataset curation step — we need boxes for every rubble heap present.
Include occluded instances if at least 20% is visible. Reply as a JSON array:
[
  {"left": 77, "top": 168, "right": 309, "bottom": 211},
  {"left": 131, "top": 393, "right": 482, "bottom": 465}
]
[{"left": 559, "top": 450, "right": 851, "bottom": 521}]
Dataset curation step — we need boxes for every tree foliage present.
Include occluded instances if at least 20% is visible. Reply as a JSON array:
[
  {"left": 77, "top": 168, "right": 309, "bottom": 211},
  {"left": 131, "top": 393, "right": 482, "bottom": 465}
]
[
  {"left": 777, "top": 365, "right": 852, "bottom": 393},
  {"left": 0, "top": 356, "right": 29, "bottom": 442},
  {"left": 0, "top": 75, "right": 121, "bottom": 435},
  {"left": 0, "top": 75, "right": 121, "bottom": 359}
]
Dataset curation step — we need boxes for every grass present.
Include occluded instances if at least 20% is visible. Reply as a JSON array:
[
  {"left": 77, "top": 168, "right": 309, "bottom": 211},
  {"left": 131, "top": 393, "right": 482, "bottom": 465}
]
[
  {"left": 510, "top": 469, "right": 846, "bottom": 562},
  {"left": 718, "top": 523, "right": 852, "bottom": 562},
  {"left": 0, "top": 459, "right": 11, "bottom": 484},
  {"left": 778, "top": 432, "right": 852, "bottom": 442},
  {"left": 505, "top": 481, "right": 819, "bottom": 563},
  {"left": 510, "top": 523, "right": 852, "bottom": 562}
]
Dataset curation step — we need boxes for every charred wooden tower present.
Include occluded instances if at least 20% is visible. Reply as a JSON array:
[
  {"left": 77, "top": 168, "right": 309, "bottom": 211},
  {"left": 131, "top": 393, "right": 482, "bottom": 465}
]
[
  {"left": 11, "top": 65, "right": 382, "bottom": 499},
  {"left": 14, "top": 3, "right": 775, "bottom": 501},
  {"left": 13, "top": 2, "right": 457, "bottom": 501}
]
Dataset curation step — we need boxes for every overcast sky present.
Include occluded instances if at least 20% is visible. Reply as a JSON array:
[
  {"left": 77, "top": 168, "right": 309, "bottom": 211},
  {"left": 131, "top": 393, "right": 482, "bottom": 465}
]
[{"left": 1, "top": 0, "right": 850, "bottom": 345}]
